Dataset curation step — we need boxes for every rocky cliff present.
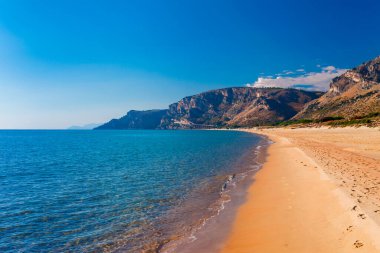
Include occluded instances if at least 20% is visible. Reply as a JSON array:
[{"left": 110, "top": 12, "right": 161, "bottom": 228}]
[
  {"left": 294, "top": 56, "right": 380, "bottom": 120},
  {"left": 96, "top": 87, "right": 323, "bottom": 129},
  {"left": 160, "top": 87, "right": 322, "bottom": 128}
]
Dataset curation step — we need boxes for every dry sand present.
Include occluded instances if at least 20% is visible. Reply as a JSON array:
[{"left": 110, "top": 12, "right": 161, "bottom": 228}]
[{"left": 221, "top": 127, "right": 380, "bottom": 253}]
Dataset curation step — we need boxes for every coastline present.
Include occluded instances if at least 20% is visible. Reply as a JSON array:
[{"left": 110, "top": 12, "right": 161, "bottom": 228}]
[
  {"left": 162, "top": 132, "right": 270, "bottom": 253},
  {"left": 221, "top": 127, "right": 380, "bottom": 253}
]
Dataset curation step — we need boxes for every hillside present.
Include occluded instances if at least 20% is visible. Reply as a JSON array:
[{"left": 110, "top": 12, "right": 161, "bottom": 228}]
[
  {"left": 95, "top": 110, "right": 168, "bottom": 130},
  {"left": 294, "top": 56, "right": 380, "bottom": 120},
  {"left": 160, "top": 87, "right": 322, "bottom": 128}
]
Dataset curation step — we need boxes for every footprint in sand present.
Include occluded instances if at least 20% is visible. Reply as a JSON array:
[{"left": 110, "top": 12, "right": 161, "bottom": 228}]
[
  {"left": 354, "top": 240, "right": 364, "bottom": 248},
  {"left": 346, "top": 226, "right": 353, "bottom": 232},
  {"left": 358, "top": 213, "right": 366, "bottom": 219}
]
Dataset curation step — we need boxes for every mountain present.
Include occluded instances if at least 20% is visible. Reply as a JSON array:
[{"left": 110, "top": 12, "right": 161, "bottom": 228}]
[
  {"left": 160, "top": 87, "right": 323, "bottom": 128},
  {"left": 95, "top": 110, "right": 168, "bottom": 130},
  {"left": 68, "top": 123, "right": 101, "bottom": 130},
  {"left": 96, "top": 87, "right": 323, "bottom": 129},
  {"left": 294, "top": 56, "right": 380, "bottom": 120}
]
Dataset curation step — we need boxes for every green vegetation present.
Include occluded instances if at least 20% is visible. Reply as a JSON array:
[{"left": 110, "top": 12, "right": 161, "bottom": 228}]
[
  {"left": 276, "top": 119, "right": 314, "bottom": 126},
  {"left": 276, "top": 112, "right": 379, "bottom": 127},
  {"left": 227, "top": 124, "right": 241, "bottom": 129},
  {"left": 353, "top": 112, "right": 380, "bottom": 119},
  {"left": 317, "top": 116, "right": 344, "bottom": 122},
  {"left": 277, "top": 116, "right": 345, "bottom": 126},
  {"left": 327, "top": 118, "right": 372, "bottom": 126}
]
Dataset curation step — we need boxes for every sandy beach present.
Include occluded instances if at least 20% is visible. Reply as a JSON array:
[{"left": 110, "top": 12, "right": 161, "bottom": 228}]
[{"left": 221, "top": 127, "right": 380, "bottom": 253}]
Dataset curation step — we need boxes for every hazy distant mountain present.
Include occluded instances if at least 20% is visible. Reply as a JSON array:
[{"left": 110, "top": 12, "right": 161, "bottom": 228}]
[
  {"left": 294, "top": 56, "right": 380, "bottom": 120},
  {"left": 68, "top": 123, "right": 101, "bottom": 130},
  {"left": 96, "top": 87, "right": 323, "bottom": 129}
]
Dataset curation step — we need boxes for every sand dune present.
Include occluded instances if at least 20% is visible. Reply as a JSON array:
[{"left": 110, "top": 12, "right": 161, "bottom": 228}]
[{"left": 221, "top": 127, "right": 380, "bottom": 253}]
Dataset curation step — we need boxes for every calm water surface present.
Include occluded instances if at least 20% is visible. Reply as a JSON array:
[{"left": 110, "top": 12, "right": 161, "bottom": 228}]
[{"left": 0, "top": 130, "right": 261, "bottom": 252}]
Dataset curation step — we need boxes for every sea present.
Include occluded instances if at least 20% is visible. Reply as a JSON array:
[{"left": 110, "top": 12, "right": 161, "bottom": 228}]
[{"left": 0, "top": 130, "right": 265, "bottom": 252}]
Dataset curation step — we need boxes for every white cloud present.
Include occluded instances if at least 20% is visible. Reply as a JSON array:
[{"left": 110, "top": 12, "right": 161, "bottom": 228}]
[
  {"left": 247, "top": 66, "right": 347, "bottom": 91},
  {"left": 322, "top": 65, "right": 336, "bottom": 72}
]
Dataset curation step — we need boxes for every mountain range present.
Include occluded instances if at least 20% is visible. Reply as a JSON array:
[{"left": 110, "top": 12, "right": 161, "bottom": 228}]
[
  {"left": 96, "top": 56, "right": 380, "bottom": 130},
  {"left": 96, "top": 88, "right": 322, "bottom": 129}
]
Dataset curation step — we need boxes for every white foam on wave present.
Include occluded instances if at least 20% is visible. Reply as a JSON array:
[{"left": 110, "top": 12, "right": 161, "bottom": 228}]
[{"left": 163, "top": 139, "right": 270, "bottom": 253}]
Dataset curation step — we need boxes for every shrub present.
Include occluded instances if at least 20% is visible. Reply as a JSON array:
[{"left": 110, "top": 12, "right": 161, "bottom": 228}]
[
  {"left": 318, "top": 116, "right": 344, "bottom": 122},
  {"left": 277, "top": 119, "right": 314, "bottom": 126},
  {"left": 327, "top": 118, "right": 372, "bottom": 126},
  {"left": 353, "top": 112, "right": 380, "bottom": 119}
]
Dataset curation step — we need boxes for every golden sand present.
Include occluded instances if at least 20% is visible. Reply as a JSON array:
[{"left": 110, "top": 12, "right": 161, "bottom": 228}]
[{"left": 221, "top": 127, "right": 380, "bottom": 253}]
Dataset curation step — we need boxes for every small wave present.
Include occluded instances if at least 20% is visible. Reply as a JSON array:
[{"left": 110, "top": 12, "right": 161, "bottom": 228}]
[
  {"left": 179, "top": 171, "right": 250, "bottom": 248},
  {"left": 221, "top": 174, "right": 236, "bottom": 192},
  {"left": 162, "top": 140, "right": 269, "bottom": 253}
]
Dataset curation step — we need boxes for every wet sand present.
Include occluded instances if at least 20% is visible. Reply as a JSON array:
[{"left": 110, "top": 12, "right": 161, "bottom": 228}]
[
  {"left": 163, "top": 137, "right": 269, "bottom": 253},
  {"left": 221, "top": 127, "right": 380, "bottom": 253}
]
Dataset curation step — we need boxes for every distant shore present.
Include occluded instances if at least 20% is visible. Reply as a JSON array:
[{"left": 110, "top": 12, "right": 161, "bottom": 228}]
[{"left": 221, "top": 127, "right": 380, "bottom": 253}]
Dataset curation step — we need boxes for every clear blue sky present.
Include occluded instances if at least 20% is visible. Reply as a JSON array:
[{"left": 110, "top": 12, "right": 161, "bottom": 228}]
[{"left": 0, "top": 0, "right": 379, "bottom": 128}]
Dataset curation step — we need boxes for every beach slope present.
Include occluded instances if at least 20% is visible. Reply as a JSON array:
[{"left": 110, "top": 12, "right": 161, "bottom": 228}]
[{"left": 222, "top": 127, "right": 380, "bottom": 253}]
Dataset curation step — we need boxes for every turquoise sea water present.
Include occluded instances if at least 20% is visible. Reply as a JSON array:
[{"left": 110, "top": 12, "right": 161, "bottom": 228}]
[{"left": 0, "top": 130, "right": 262, "bottom": 252}]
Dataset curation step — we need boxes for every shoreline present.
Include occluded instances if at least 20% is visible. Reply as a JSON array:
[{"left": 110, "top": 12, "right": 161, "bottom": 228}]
[
  {"left": 221, "top": 127, "right": 380, "bottom": 253},
  {"left": 162, "top": 132, "right": 270, "bottom": 253}
]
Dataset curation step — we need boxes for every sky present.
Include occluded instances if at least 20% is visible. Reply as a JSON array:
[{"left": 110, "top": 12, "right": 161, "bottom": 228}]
[{"left": 0, "top": 0, "right": 380, "bottom": 129}]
